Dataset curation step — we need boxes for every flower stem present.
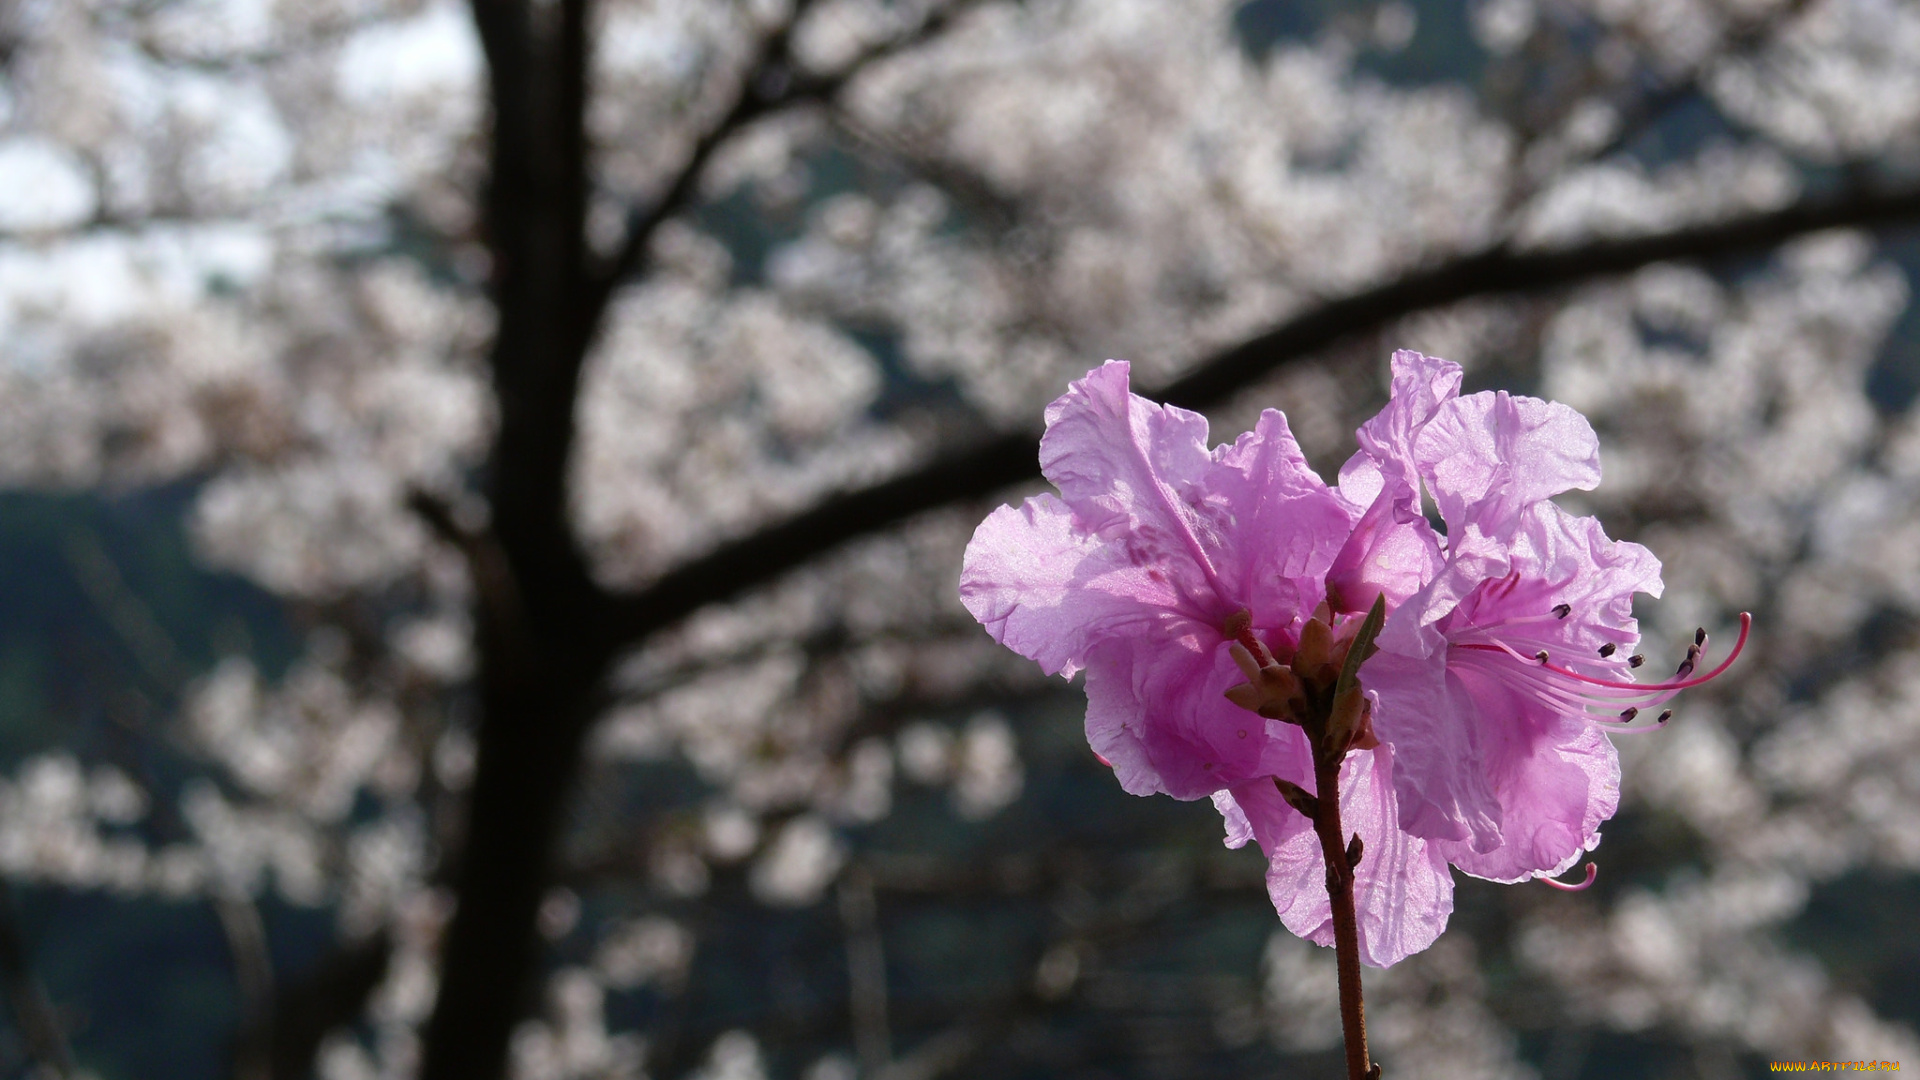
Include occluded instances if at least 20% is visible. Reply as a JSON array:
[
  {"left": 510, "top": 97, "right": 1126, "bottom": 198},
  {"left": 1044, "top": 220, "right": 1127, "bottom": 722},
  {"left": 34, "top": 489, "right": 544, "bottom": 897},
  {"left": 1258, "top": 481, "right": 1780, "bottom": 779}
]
[{"left": 1312, "top": 752, "right": 1373, "bottom": 1080}]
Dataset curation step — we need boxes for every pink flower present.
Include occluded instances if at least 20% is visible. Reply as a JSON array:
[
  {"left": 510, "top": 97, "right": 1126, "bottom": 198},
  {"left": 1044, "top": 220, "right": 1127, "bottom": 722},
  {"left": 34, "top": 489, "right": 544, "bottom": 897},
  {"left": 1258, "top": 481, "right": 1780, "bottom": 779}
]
[
  {"left": 961, "top": 360, "right": 1451, "bottom": 966},
  {"left": 958, "top": 353, "right": 1743, "bottom": 969},
  {"left": 1334, "top": 351, "right": 1747, "bottom": 882},
  {"left": 959, "top": 360, "right": 1351, "bottom": 800}
]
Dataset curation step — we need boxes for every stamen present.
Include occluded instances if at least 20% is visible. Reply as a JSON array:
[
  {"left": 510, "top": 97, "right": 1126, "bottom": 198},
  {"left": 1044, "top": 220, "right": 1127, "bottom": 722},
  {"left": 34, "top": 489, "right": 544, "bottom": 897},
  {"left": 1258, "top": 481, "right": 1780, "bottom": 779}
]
[
  {"left": 1552, "top": 603, "right": 1572, "bottom": 619},
  {"left": 1598, "top": 643, "right": 1616, "bottom": 657},
  {"left": 1446, "top": 613, "right": 1751, "bottom": 730},
  {"left": 1539, "top": 863, "right": 1598, "bottom": 891},
  {"left": 1657, "top": 709, "right": 1672, "bottom": 724},
  {"left": 1526, "top": 613, "right": 1750, "bottom": 694},
  {"left": 1628, "top": 654, "right": 1644, "bottom": 668}
]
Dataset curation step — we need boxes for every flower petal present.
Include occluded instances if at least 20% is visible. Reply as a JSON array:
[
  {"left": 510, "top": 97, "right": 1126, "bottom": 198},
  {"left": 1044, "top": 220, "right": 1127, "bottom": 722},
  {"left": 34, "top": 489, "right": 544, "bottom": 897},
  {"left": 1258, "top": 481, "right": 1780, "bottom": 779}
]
[
  {"left": 1037, "top": 361, "right": 1230, "bottom": 613},
  {"left": 1208, "top": 409, "right": 1354, "bottom": 624},
  {"left": 1345, "top": 349, "right": 1464, "bottom": 494},
  {"left": 1416, "top": 390, "right": 1601, "bottom": 537},
  {"left": 1505, "top": 501, "right": 1664, "bottom": 628},
  {"left": 960, "top": 494, "right": 1193, "bottom": 677},
  {"left": 1325, "top": 482, "right": 1445, "bottom": 615},
  {"left": 1360, "top": 646, "right": 1504, "bottom": 850},
  {"left": 1239, "top": 748, "right": 1455, "bottom": 968},
  {"left": 1084, "top": 633, "right": 1301, "bottom": 800},
  {"left": 1436, "top": 715, "right": 1619, "bottom": 883},
  {"left": 1212, "top": 788, "right": 1257, "bottom": 849}
]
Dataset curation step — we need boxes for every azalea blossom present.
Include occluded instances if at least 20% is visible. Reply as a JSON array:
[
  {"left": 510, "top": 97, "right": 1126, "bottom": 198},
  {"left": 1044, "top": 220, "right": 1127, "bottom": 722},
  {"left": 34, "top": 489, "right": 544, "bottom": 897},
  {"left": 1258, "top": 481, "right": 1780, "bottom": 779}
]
[
  {"left": 959, "top": 354, "right": 1743, "bottom": 968},
  {"left": 1332, "top": 351, "right": 1747, "bottom": 882},
  {"left": 960, "top": 361, "right": 1453, "bottom": 965}
]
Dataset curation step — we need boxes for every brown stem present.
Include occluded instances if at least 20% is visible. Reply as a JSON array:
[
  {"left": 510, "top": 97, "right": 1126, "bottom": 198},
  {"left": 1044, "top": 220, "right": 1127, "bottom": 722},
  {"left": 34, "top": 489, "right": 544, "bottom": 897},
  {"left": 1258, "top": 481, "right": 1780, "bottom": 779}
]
[{"left": 1312, "top": 753, "right": 1372, "bottom": 1080}]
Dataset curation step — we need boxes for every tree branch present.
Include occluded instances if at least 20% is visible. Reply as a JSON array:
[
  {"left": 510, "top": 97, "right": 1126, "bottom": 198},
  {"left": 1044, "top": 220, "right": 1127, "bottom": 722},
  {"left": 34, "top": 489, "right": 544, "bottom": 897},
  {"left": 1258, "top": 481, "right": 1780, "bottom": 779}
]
[{"left": 599, "top": 179, "right": 1920, "bottom": 646}]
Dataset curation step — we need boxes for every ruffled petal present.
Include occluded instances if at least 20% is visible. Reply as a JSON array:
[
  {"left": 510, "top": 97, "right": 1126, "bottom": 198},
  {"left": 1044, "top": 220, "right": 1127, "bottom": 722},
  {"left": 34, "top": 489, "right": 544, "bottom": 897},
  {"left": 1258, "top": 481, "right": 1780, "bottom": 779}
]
[
  {"left": 1212, "top": 789, "right": 1256, "bottom": 849},
  {"left": 1504, "top": 501, "right": 1664, "bottom": 630},
  {"left": 1435, "top": 717, "right": 1618, "bottom": 883},
  {"left": 1374, "top": 520, "right": 1513, "bottom": 658},
  {"left": 1208, "top": 410, "right": 1354, "bottom": 625},
  {"left": 1083, "top": 634, "right": 1292, "bottom": 800},
  {"left": 1219, "top": 775, "right": 1323, "bottom": 937},
  {"left": 1325, "top": 482, "right": 1445, "bottom": 615},
  {"left": 1037, "top": 361, "right": 1230, "bottom": 617},
  {"left": 960, "top": 494, "right": 1197, "bottom": 677},
  {"left": 1346, "top": 350, "right": 1464, "bottom": 490},
  {"left": 1342, "top": 747, "right": 1456, "bottom": 966},
  {"left": 1415, "top": 390, "right": 1601, "bottom": 538},
  {"left": 1082, "top": 638, "right": 1167, "bottom": 798},
  {"left": 1241, "top": 748, "right": 1455, "bottom": 968},
  {"left": 1360, "top": 647, "right": 1504, "bottom": 850}
]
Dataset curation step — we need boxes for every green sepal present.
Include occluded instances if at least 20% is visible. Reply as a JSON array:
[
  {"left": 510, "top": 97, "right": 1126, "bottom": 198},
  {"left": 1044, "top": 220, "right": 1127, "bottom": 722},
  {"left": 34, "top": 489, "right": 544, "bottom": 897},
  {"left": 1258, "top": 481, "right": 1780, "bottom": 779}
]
[
  {"left": 1333, "top": 592, "right": 1387, "bottom": 703},
  {"left": 1323, "top": 593, "right": 1387, "bottom": 761}
]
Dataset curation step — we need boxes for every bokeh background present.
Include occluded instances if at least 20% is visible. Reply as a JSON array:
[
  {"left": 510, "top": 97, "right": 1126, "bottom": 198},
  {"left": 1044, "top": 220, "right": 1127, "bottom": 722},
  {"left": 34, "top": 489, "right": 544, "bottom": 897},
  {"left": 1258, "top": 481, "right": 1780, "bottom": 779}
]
[{"left": 1, "top": 0, "right": 1918, "bottom": 1077}]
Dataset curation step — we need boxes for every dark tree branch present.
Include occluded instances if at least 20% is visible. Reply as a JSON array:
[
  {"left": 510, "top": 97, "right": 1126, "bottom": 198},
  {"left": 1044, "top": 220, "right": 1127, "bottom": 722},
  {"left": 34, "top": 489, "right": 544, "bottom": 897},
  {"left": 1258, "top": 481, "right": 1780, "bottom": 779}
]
[
  {"left": 588, "top": 0, "right": 824, "bottom": 304},
  {"left": 421, "top": 0, "right": 609, "bottom": 1076},
  {"left": 226, "top": 931, "right": 391, "bottom": 1080},
  {"left": 599, "top": 179, "right": 1920, "bottom": 647}
]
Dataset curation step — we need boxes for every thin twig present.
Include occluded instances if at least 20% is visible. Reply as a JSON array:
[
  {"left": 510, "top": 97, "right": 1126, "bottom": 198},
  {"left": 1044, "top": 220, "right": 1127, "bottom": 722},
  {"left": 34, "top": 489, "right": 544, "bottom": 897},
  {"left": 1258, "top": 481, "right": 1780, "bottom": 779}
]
[
  {"left": 216, "top": 890, "right": 276, "bottom": 1080},
  {"left": 0, "top": 879, "right": 74, "bottom": 1079},
  {"left": 839, "top": 865, "right": 893, "bottom": 1074}
]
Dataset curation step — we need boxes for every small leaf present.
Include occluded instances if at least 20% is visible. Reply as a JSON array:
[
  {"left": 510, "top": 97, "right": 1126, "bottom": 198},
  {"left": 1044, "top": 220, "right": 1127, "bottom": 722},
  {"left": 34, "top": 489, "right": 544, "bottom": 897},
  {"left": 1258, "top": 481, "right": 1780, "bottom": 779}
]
[
  {"left": 1274, "top": 777, "right": 1319, "bottom": 818},
  {"left": 1333, "top": 592, "right": 1388, "bottom": 703}
]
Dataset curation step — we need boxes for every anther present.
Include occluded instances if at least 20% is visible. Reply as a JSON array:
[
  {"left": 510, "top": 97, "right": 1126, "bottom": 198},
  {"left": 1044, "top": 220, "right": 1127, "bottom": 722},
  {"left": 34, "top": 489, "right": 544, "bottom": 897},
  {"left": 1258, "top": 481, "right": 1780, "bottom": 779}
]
[
  {"left": 1695, "top": 627, "right": 1707, "bottom": 647},
  {"left": 1628, "top": 654, "right": 1645, "bottom": 668},
  {"left": 1676, "top": 645, "right": 1698, "bottom": 679},
  {"left": 1657, "top": 710, "right": 1672, "bottom": 724},
  {"left": 1552, "top": 603, "right": 1572, "bottom": 619},
  {"left": 1620, "top": 707, "right": 1638, "bottom": 721},
  {"left": 1535, "top": 650, "right": 1550, "bottom": 663},
  {"left": 1598, "top": 642, "right": 1616, "bottom": 657}
]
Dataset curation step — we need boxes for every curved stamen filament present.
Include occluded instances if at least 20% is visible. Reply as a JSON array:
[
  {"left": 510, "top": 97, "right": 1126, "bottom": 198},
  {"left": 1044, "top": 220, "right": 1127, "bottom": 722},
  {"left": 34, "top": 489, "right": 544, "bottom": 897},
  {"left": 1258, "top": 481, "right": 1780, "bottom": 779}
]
[
  {"left": 1539, "top": 863, "right": 1598, "bottom": 891},
  {"left": 1453, "top": 653, "right": 1677, "bottom": 731},
  {"left": 1458, "top": 612, "right": 1750, "bottom": 694}
]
